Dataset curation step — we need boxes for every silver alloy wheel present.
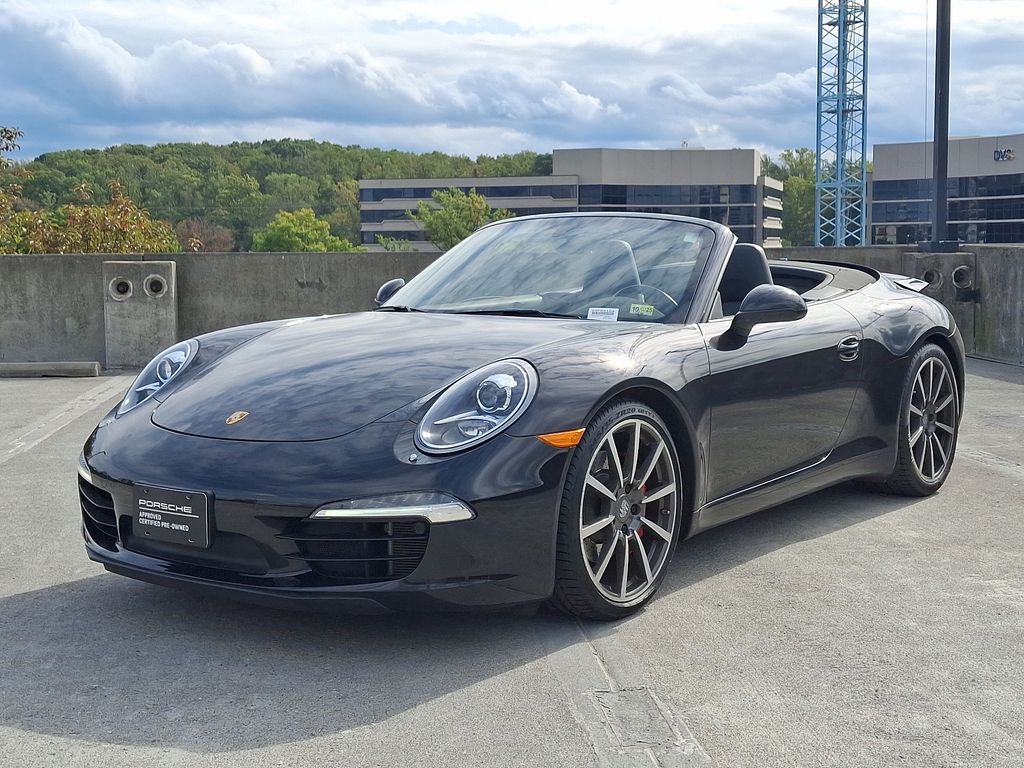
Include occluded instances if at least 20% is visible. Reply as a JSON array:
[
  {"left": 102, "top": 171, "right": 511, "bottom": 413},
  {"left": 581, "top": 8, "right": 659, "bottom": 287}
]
[
  {"left": 579, "top": 418, "right": 678, "bottom": 603},
  {"left": 909, "top": 357, "right": 957, "bottom": 482}
]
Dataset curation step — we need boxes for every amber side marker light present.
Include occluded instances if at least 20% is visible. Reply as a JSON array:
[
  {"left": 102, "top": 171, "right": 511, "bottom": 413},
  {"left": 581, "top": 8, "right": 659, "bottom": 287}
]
[{"left": 536, "top": 428, "right": 586, "bottom": 448}]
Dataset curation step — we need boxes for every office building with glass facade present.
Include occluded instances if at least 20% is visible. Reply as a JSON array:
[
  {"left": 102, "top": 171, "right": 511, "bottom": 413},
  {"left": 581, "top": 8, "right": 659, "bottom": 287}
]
[
  {"left": 359, "top": 175, "right": 579, "bottom": 248},
  {"left": 871, "top": 133, "right": 1024, "bottom": 245},
  {"left": 359, "top": 148, "right": 783, "bottom": 251}
]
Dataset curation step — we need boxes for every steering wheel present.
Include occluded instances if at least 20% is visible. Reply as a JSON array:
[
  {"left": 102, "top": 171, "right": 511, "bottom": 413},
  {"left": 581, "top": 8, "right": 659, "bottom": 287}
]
[{"left": 612, "top": 284, "right": 679, "bottom": 314}]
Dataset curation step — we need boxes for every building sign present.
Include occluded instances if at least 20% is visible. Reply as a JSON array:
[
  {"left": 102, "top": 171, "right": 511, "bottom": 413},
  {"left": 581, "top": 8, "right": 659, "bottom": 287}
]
[{"left": 994, "top": 149, "right": 1015, "bottom": 162}]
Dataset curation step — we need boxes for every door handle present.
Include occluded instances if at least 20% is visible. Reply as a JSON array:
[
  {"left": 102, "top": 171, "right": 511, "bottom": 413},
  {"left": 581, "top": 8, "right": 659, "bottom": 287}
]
[{"left": 837, "top": 336, "right": 860, "bottom": 362}]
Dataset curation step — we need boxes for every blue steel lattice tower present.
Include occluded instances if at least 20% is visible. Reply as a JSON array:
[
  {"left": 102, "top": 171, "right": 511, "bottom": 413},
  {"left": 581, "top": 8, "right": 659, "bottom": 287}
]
[{"left": 815, "top": 0, "right": 868, "bottom": 246}]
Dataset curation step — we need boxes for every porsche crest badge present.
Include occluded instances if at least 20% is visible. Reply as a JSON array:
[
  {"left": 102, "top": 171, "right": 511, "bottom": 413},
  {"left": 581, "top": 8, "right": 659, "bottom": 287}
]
[{"left": 225, "top": 411, "right": 250, "bottom": 425}]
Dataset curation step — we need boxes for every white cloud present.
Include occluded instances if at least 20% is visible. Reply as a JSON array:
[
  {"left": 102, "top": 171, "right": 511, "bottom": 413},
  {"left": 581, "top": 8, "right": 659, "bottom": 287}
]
[
  {"left": 1, "top": 0, "right": 1021, "bottom": 160},
  {"left": 541, "top": 81, "right": 622, "bottom": 121}
]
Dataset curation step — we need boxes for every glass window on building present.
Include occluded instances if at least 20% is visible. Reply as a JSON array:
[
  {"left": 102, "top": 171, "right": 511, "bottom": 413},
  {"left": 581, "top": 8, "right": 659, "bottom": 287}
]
[
  {"left": 578, "top": 185, "right": 601, "bottom": 205},
  {"left": 872, "top": 201, "right": 930, "bottom": 223},
  {"left": 362, "top": 230, "right": 428, "bottom": 245},
  {"left": 873, "top": 179, "right": 931, "bottom": 201},
  {"left": 960, "top": 221, "right": 1024, "bottom": 243},
  {"left": 361, "top": 209, "right": 415, "bottom": 223},
  {"left": 875, "top": 174, "right": 1024, "bottom": 203},
  {"left": 872, "top": 223, "right": 929, "bottom": 245},
  {"left": 966, "top": 173, "right": 1024, "bottom": 198},
  {"left": 505, "top": 207, "right": 577, "bottom": 216},
  {"left": 949, "top": 197, "right": 1024, "bottom": 221},
  {"left": 601, "top": 185, "right": 627, "bottom": 205},
  {"left": 732, "top": 226, "right": 758, "bottom": 244}
]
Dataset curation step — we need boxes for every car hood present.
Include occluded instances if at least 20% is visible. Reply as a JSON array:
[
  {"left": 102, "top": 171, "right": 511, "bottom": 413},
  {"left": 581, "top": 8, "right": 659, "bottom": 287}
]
[{"left": 151, "top": 311, "right": 634, "bottom": 442}]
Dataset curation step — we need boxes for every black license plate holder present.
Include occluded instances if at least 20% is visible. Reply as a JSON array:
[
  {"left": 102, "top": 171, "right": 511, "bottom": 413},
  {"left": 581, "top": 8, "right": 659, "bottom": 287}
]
[{"left": 133, "top": 485, "right": 210, "bottom": 548}]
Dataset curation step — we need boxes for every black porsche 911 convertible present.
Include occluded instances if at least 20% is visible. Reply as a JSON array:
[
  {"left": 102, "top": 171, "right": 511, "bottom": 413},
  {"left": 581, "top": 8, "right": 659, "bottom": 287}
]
[{"left": 79, "top": 213, "right": 964, "bottom": 619}]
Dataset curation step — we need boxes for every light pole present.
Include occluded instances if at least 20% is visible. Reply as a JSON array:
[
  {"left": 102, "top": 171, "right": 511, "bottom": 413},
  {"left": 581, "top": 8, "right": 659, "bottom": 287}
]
[{"left": 922, "top": 0, "right": 958, "bottom": 252}]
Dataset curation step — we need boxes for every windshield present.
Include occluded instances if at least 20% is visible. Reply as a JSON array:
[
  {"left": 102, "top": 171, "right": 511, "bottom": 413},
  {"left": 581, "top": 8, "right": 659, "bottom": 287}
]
[{"left": 384, "top": 215, "right": 716, "bottom": 323}]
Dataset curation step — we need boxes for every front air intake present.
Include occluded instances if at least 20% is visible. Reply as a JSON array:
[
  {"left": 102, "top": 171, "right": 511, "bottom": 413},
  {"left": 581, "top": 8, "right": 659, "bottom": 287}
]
[
  {"left": 277, "top": 519, "right": 429, "bottom": 584},
  {"left": 79, "top": 477, "right": 118, "bottom": 550}
]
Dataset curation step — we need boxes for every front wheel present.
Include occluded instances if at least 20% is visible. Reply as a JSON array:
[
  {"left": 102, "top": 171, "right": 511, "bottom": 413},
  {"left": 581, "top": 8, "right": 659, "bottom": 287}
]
[
  {"left": 880, "top": 343, "right": 960, "bottom": 496},
  {"left": 549, "top": 400, "right": 682, "bottom": 620}
]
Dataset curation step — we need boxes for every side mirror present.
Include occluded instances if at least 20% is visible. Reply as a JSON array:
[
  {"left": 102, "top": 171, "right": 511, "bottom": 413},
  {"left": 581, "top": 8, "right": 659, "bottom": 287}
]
[
  {"left": 374, "top": 278, "right": 405, "bottom": 307},
  {"left": 729, "top": 284, "right": 807, "bottom": 340}
]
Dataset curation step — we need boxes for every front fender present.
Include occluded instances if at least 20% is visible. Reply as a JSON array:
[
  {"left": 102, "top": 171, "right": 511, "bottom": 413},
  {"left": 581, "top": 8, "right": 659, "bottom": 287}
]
[{"left": 508, "top": 324, "right": 709, "bottom": 437}]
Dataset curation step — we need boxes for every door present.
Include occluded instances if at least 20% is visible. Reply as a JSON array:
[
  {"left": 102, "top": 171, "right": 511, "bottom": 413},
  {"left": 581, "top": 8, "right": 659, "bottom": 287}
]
[{"left": 700, "top": 300, "right": 863, "bottom": 502}]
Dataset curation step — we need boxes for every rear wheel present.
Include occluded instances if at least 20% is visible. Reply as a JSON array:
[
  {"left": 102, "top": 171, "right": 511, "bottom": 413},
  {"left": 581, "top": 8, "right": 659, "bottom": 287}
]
[
  {"left": 880, "top": 343, "right": 959, "bottom": 496},
  {"left": 550, "top": 400, "right": 682, "bottom": 620}
]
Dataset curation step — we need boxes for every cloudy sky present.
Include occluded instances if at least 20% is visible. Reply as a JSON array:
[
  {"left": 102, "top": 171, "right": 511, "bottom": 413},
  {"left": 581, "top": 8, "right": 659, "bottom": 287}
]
[{"left": 3, "top": 0, "right": 1022, "bottom": 161}]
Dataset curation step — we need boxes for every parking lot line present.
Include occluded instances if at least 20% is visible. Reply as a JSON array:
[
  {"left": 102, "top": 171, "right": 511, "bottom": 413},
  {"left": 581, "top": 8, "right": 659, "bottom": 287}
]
[{"left": 0, "top": 375, "right": 131, "bottom": 467}]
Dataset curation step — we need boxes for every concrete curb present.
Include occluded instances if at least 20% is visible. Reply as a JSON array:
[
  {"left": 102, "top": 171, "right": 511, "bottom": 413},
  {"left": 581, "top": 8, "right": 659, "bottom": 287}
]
[{"left": 0, "top": 361, "right": 102, "bottom": 378}]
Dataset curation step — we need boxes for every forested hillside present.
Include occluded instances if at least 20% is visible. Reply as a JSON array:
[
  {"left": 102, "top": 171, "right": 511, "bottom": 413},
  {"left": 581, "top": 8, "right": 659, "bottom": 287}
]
[{"left": 0, "top": 140, "right": 551, "bottom": 250}]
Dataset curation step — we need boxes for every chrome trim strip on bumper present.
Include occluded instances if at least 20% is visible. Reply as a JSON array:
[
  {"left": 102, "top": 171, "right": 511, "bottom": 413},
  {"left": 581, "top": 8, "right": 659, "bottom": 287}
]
[
  {"left": 311, "top": 502, "right": 475, "bottom": 524},
  {"left": 77, "top": 453, "right": 93, "bottom": 484}
]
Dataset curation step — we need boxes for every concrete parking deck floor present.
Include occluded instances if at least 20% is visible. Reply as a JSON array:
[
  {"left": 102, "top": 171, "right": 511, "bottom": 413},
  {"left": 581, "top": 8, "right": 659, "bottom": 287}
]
[{"left": 1, "top": 360, "right": 1022, "bottom": 768}]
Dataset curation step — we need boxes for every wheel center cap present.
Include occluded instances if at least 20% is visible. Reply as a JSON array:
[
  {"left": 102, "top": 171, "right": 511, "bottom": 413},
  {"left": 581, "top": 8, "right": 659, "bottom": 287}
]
[{"left": 616, "top": 497, "right": 631, "bottom": 521}]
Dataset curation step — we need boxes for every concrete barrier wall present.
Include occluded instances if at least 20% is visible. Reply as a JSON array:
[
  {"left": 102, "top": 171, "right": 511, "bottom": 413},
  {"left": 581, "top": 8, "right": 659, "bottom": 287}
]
[
  {"left": 0, "top": 251, "right": 437, "bottom": 366},
  {"left": 1, "top": 253, "right": 119, "bottom": 363},
  {"left": 776, "top": 245, "right": 1023, "bottom": 366},
  {"left": 0, "top": 245, "right": 1020, "bottom": 367},
  {"left": 103, "top": 260, "right": 179, "bottom": 367},
  {"left": 973, "top": 248, "right": 1024, "bottom": 366},
  {"left": 168, "top": 251, "right": 436, "bottom": 340}
]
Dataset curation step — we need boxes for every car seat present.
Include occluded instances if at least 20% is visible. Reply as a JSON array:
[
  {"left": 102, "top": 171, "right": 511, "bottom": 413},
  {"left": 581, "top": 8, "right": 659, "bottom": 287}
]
[{"left": 717, "top": 243, "right": 774, "bottom": 316}]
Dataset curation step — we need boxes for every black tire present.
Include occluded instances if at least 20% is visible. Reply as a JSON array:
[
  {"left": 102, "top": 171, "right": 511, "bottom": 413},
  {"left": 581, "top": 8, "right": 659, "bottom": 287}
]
[
  {"left": 878, "top": 343, "right": 960, "bottom": 496},
  {"left": 549, "top": 399, "right": 683, "bottom": 620}
]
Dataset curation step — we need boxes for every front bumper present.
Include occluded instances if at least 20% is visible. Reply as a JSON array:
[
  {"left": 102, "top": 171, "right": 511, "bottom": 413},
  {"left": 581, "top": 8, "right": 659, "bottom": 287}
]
[{"left": 80, "top": 406, "right": 569, "bottom": 612}]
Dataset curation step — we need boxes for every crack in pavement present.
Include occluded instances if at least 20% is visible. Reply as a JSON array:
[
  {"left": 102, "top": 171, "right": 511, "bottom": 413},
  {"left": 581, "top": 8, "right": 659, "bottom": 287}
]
[
  {"left": 957, "top": 446, "right": 1024, "bottom": 482},
  {"left": 537, "top": 617, "right": 711, "bottom": 767}
]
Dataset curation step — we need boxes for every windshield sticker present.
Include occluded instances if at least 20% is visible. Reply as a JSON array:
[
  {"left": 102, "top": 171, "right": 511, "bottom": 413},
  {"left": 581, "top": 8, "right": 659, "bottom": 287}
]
[
  {"left": 629, "top": 303, "right": 655, "bottom": 317},
  {"left": 587, "top": 307, "right": 619, "bottom": 322}
]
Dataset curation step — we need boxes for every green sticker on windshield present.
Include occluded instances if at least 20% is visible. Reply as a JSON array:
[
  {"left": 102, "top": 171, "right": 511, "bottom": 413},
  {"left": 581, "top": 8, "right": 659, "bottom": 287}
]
[{"left": 629, "top": 303, "right": 655, "bottom": 317}]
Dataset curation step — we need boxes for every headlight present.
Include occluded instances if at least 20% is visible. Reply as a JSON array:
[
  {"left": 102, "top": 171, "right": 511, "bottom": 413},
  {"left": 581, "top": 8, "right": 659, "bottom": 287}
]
[
  {"left": 416, "top": 359, "right": 538, "bottom": 454},
  {"left": 117, "top": 339, "right": 198, "bottom": 415}
]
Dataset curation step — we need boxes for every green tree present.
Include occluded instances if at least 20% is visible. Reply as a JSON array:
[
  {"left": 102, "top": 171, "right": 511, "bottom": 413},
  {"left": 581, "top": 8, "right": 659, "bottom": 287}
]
[
  {"left": 532, "top": 153, "right": 554, "bottom": 176},
  {"left": 3, "top": 138, "right": 557, "bottom": 251},
  {"left": 775, "top": 148, "right": 816, "bottom": 179},
  {"left": 762, "top": 148, "right": 817, "bottom": 246},
  {"left": 263, "top": 172, "right": 319, "bottom": 212},
  {"left": 323, "top": 179, "right": 361, "bottom": 243},
  {"left": 779, "top": 175, "right": 815, "bottom": 248},
  {"left": 250, "top": 208, "right": 361, "bottom": 252},
  {"left": 4, "top": 180, "right": 179, "bottom": 254},
  {"left": 141, "top": 160, "right": 204, "bottom": 222},
  {"left": 208, "top": 173, "right": 268, "bottom": 247},
  {"left": 1, "top": 127, "right": 36, "bottom": 252},
  {"left": 1, "top": 127, "right": 23, "bottom": 169},
  {"left": 375, "top": 234, "right": 415, "bottom": 252},
  {"left": 174, "top": 218, "right": 235, "bottom": 252},
  {"left": 412, "top": 188, "right": 512, "bottom": 250}
]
